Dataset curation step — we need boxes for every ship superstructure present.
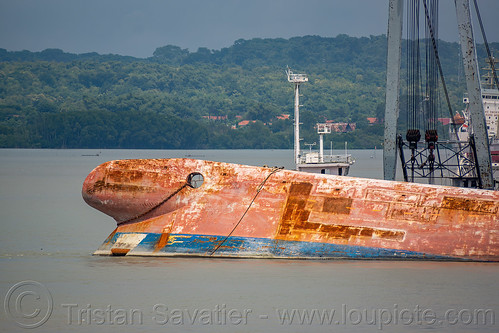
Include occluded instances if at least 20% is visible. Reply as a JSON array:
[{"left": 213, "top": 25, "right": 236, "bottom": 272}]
[{"left": 287, "top": 67, "right": 354, "bottom": 175}]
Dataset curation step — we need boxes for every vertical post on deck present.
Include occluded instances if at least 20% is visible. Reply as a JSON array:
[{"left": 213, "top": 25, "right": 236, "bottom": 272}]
[
  {"left": 294, "top": 83, "right": 301, "bottom": 166},
  {"left": 287, "top": 68, "right": 308, "bottom": 169}
]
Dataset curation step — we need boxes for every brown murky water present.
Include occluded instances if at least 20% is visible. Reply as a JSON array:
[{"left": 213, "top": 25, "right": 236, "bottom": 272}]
[{"left": 1, "top": 149, "right": 497, "bottom": 332}]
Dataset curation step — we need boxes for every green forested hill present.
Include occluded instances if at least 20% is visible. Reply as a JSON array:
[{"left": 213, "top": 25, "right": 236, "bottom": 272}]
[{"left": 0, "top": 35, "right": 497, "bottom": 149}]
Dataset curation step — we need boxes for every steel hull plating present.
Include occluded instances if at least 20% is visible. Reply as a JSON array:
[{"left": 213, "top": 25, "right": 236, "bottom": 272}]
[{"left": 82, "top": 159, "right": 499, "bottom": 261}]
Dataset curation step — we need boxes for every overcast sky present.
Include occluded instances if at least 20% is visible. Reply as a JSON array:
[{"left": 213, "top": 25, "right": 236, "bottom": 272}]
[{"left": 1, "top": 0, "right": 498, "bottom": 58}]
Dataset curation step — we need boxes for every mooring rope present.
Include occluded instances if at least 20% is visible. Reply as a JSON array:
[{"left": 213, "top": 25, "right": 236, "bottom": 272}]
[{"left": 209, "top": 167, "right": 283, "bottom": 255}]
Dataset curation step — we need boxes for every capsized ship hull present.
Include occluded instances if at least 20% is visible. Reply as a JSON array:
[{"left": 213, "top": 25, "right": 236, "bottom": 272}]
[{"left": 82, "top": 158, "right": 499, "bottom": 261}]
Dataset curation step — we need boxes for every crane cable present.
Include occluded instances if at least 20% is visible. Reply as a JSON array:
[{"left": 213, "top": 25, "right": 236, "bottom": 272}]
[
  {"left": 422, "top": 0, "right": 461, "bottom": 143},
  {"left": 406, "top": 0, "right": 423, "bottom": 144}
]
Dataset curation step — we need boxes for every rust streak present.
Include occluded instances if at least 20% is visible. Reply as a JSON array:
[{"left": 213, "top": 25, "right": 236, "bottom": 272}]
[
  {"left": 111, "top": 248, "right": 130, "bottom": 256},
  {"left": 90, "top": 179, "right": 153, "bottom": 194},
  {"left": 441, "top": 196, "right": 498, "bottom": 214},
  {"left": 153, "top": 233, "right": 170, "bottom": 252},
  {"left": 322, "top": 197, "right": 353, "bottom": 214},
  {"left": 277, "top": 182, "right": 404, "bottom": 242}
]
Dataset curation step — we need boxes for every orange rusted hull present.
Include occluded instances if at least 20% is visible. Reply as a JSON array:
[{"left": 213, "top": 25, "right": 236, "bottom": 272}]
[{"left": 82, "top": 158, "right": 499, "bottom": 261}]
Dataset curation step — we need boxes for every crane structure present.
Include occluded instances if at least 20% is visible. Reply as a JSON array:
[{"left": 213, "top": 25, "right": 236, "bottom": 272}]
[{"left": 383, "top": 0, "right": 495, "bottom": 190}]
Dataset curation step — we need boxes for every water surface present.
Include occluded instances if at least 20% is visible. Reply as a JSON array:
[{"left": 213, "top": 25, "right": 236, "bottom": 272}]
[{"left": 0, "top": 149, "right": 497, "bottom": 332}]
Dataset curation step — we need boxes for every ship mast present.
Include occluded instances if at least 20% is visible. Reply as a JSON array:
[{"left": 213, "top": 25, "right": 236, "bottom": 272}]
[{"left": 287, "top": 67, "right": 308, "bottom": 167}]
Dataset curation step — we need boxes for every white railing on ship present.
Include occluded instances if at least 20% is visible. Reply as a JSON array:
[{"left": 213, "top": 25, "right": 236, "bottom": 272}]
[{"left": 298, "top": 154, "right": 354, "bottom": 164}]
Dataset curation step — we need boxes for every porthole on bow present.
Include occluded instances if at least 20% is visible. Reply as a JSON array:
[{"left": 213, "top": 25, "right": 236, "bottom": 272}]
[{"left": 187, "top": 172, "right": 204, "bottom": 188}]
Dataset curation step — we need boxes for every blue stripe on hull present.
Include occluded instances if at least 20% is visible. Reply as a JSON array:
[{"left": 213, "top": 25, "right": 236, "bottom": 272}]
[{"left": 112, "top": 232, "right": 458, "bottom": 260}]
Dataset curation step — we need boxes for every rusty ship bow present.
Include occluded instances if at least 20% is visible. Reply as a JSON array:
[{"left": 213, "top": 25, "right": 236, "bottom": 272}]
[{"left": 82, "top": 158, "right": 499, "bottom": 261}]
